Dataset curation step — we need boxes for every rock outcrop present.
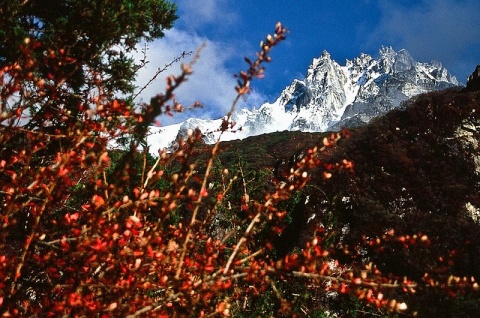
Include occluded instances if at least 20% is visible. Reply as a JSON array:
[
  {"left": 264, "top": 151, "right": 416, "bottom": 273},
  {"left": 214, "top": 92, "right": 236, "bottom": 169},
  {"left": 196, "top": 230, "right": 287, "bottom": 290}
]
[{"left": 466, "top": 65, "right": 480, "bottom": 91}]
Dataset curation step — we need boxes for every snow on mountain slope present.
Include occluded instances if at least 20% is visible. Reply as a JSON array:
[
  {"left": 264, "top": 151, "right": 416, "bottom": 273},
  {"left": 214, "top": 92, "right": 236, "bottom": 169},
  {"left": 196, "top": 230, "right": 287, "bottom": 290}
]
[{"left": 147, "top": 46, "right": 460, "bottom": 154}]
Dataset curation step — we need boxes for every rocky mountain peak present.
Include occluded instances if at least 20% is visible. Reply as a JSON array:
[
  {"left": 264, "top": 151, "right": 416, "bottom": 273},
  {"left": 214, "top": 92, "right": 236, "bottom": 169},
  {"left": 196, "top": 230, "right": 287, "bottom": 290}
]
[
  {"left": 378, "top": 45, "right": 396, "bottom": 56},
  {"left": 147, "top": 47, "right": 462, "bottom": 152},
  {"left": 376, "top": 46, "right": 416, "bottom": 74}
]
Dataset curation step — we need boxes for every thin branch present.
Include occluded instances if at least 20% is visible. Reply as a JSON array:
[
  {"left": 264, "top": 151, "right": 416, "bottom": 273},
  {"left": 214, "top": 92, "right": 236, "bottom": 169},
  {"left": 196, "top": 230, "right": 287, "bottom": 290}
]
[
  {"left": 237, "top": 156, "right": 249, "bottom": 200},
  {"left": 39, "top": 236, "right": 83, "bottom": 246},
  {"left": 238, "top": 248, "right": 264, "bottom": 264},
  {"left": 223, "top": 212, "right": 261, "bottom": 275},
  {"left": 133, "top": 51, "right": 194, "bottom": 101},
  {"left": 100, "top": 195, "right": 172, "bottom": 217},
  {"left": 268, "top": 276, "right": 285, "bottom": 303},
  {"left": 291, "top": 271, "right": 418, "bottom": 289},
  {"left": 142, "top": 151, "right": 161, "bottom": 189},
  {"left": 125, "top": 292, "right": 183, "bottom": 318},
  {"left": 140, "top": 145, "right": 148, "bottom": 189},
  {"left": 223, "top": 237, "right": 246, "bottom": 275}
]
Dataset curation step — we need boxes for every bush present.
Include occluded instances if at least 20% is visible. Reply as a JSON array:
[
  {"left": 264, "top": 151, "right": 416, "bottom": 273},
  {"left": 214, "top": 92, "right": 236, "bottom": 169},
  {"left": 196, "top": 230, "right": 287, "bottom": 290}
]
[{"left": 1, "top": 2, "right": 478, "bottom": 316}]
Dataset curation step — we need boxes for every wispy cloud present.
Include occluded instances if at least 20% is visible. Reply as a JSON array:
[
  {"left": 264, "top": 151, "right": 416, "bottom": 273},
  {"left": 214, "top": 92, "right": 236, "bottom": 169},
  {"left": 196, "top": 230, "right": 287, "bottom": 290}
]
[
  {"left": 132, "top": 28, "right": 265, "bottom": 125},
  {"left": 369, "top": 0, "right": 480, "bottom": 80},
  {"left": 175, "top": 0, "right": 238, "bottom": 30}
]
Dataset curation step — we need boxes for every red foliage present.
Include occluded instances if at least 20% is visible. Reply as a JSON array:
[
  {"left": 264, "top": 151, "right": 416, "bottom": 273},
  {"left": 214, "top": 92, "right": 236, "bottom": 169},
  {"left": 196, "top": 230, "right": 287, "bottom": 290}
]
[{"left": 1, "top": 21, "right": 477, "bottom": 317}]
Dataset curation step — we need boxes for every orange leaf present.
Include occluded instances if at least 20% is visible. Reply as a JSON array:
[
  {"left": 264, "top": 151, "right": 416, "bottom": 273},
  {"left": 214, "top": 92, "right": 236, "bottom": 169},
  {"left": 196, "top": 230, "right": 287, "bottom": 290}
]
[{"left": 92, "top": 194, "right": 105, "bottom": 208}]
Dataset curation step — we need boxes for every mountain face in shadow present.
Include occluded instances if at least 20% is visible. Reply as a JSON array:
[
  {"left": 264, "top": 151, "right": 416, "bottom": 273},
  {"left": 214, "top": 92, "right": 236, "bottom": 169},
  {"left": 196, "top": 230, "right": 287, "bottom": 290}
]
[{"left": 205, "top": 66, "right": 480, "bottom": 316}]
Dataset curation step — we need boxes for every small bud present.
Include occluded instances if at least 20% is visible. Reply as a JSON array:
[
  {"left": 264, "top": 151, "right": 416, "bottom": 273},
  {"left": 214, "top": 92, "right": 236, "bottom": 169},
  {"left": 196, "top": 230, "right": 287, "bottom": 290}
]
[
  {"left": 396, "top": 302, "right": 408, "bottom": 311},
  {"left": 323, "top": 137, "right": 331, "bottom": 147},
  {"left": 135, "top": 258, "right": 141, "bottom": 269},
  {"left": 275, "top": 22, "right": 283, "bottom": 32},
  {"left": 181, "top": 63, "right": 192, "bottom": 74},
  {"left": 129, "top": 215, "right": 140, "bottom": 223}
]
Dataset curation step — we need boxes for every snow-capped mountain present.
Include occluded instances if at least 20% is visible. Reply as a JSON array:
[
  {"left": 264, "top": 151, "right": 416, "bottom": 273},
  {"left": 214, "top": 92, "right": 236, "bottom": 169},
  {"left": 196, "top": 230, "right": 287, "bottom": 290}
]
[{"left": 147, "top": 46, "right": 460, "bottom": 153}]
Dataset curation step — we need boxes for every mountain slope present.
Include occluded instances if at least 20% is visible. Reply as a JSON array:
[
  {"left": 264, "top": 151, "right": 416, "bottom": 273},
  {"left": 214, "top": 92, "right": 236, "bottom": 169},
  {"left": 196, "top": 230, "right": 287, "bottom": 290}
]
[
  {"left": 147, "top": 47, "right": 460, "bottom": 152},
  {"left": 198, "top": 78, "right": 480, "bottom": 315}
]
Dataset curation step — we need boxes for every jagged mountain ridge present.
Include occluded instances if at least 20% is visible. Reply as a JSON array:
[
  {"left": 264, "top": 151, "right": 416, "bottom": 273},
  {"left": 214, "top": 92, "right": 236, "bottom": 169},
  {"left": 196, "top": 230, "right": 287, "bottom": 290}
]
[{"left": 147, "top": 46, "right": 460, "bottom": 152}]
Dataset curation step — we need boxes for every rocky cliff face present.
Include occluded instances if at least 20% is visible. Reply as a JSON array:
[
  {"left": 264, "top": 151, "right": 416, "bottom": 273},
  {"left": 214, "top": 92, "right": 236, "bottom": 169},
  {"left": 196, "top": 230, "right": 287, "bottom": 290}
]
[
  {"left": 147, "top": 47, "right": 461, "bottom": 151},
  {"left": 467, "top": 65, "right": 480, "bottom": 91},
  {"left": 271, "top": 46, "right": 460, "bottom": 132}
]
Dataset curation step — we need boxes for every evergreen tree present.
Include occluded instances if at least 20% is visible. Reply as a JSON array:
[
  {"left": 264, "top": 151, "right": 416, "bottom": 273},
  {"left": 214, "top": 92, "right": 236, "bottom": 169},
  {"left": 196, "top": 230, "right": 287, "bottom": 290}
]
[{"left": 1, "top": 0, "right": 176, "bottom": 95}]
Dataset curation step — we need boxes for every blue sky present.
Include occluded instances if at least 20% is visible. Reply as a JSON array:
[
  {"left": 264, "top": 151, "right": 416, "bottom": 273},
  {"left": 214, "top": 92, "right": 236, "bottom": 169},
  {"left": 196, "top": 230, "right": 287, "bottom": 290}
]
[{"left": 134, "top": 0, "right": 480, "bottom": 125}]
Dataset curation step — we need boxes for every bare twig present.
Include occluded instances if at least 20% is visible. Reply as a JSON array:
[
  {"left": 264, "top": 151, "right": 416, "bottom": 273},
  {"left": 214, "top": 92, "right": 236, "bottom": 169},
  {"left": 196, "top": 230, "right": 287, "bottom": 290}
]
[
  {"left": 237, "top": 156, "right": 249, "bottom": 201},
  {"left": 268, "top": 276, "right": 285, "bottom": 303},
  {"left": 238, "top": 248, "right": 264, "bottom": 264},
  {"left": 125, "top": 292, "right": 183, "bottom": 318},
  {"left": 291, "top": 271, "right": 418, "bottom": 289},
  {"left": 223, "top": 212, "right": 261, "bottom": 275},
  {"left": 133, "top": 50, "right": 194, "bottom": 101}
]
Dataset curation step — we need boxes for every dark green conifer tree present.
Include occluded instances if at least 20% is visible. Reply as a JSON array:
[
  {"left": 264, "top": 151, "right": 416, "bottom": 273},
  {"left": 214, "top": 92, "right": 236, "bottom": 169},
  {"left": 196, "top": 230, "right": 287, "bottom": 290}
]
[{"left": 1, "top": 0, "right": 176, "bottom": 95}]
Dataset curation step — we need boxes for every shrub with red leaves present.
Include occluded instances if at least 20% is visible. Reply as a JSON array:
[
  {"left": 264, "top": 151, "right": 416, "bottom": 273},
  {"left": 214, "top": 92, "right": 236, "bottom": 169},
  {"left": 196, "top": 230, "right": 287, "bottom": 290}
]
[{"left": 1, "top": 3, "right": 478, "bottom": 316}]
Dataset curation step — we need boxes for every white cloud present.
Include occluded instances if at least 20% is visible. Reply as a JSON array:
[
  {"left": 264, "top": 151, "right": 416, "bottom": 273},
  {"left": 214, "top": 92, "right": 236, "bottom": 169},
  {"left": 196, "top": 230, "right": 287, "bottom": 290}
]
[
  {"left": 176, "top": 0, "right": 238, "bottom": 30},
  {"left": 132, "top": 28, "right": 265, "bottom": 125}
]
